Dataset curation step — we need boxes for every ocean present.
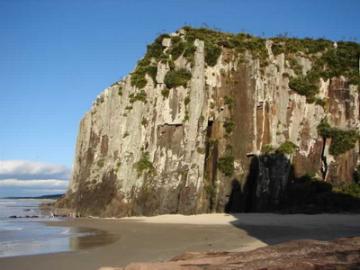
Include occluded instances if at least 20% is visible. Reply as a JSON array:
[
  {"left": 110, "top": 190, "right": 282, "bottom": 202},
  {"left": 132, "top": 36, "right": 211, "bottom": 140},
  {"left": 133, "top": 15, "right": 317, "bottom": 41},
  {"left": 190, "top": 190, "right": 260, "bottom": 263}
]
[{"left": 0, "top": 198, "right": 91, "bottom": 258}]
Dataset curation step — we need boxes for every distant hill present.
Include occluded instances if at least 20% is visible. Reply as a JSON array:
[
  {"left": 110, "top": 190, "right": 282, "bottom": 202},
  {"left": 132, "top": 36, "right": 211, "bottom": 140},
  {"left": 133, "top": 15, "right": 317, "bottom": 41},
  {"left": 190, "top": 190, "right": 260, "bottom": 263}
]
[{"left": 4, "top": 194, "right": 64, "bottom": 200}]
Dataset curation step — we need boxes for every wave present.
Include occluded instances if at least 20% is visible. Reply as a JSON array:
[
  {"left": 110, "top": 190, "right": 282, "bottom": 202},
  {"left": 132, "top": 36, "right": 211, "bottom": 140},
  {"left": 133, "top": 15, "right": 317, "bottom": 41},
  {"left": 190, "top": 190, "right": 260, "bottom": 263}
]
[
  {"left": 0, "top": 225, "right": 24, "bottom": 231},
  {"left": 60, "top": 228, "right": 71, "bottom": 235}
]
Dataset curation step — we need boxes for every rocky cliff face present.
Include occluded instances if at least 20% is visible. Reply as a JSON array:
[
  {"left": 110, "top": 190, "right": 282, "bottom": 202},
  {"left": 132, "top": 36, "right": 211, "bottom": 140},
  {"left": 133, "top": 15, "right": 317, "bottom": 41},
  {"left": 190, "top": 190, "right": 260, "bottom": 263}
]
[{"left": 58, "top": 27, "right": 360, "bottom": 217}]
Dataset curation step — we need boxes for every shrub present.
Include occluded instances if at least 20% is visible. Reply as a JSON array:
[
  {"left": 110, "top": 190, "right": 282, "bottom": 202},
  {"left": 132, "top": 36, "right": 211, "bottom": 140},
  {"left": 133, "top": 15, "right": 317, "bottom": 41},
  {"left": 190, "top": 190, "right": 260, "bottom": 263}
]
[
  {"left": 289, "top": 76, "right": 318, "bottom": 102},
  {"left": 317, "top": 118, "right": 332, "bottom": 137},
  {"left": 184, "top": 110, "right": 189, "bottom": 122},
  {"left": 129, "top": 90, "right": 147, "bottom": 103},
  {"left": 170, "top": 36, "right": 181, "bottom": 44},
  {"left": 167, "top": 36, "right": 197, "bottom": 64},
  {"left": 131, "top": 61, "right": 158, "bottom": 89},
  {"left": 169, "top": 40, "right": 185, "bottom": 60},
  {"left": 277, "top": 141, "right": 298, "bottom": 155},
  {"left": 97, "top": 159, "right": 104, "bottom": 168},
  {"left": 118, "top": 86, "right": 123, "bottom": 96},
  {"left": 130, "top": 35, "right": 166, "bottom": 89},
  {"left": 161, "top": 89, "right": 170, "bottom": 98},
  {"left": 262, "top": 144, "right": 274, "bottom": 154},
  {"left": 145, "top": 66, "right": 157, "bottom": 82},
  {"left": 353, "top": 166, "right": 360, "bottom": 184},
  {"left": 328, "top": 129, "right": 359, "bottom": 156},
  {"left": 146, "top": 41, "right": 163, "bottom": 59},
  {"left": 271, "top": 43, "right": 285, "bottom": 56},
  {"left": 205, "top": 43, "right": 221, "bottom": 66},
  {"left": 334, "top": 183, "right": 360, "bottom": 198},
  {"left": 224, "top": 96, "right": 235, "bottom": 109},
  {"left": 218, "top": 155, "right": 234, "bottom": 176},
  {"left": 141, "top": 117, "right": 148, "bottom": 127},
  {"left": 131, "top": 69, "right": 148, "bottom": 89},
  {"left": 184, "top": 96, "right": 190, "bottom": 105},
  {"left": 204, "top": 182, "right": 216, "bottom": 198},
  {"left": 317, "top": 119, "right": 359, "bottom": 156},
  {"left": 223, "top": 119, "right": 235, "bottom": 134},
  {"left": 164, "top": 68, "right": 192, "bottom": 88},
  {"left": 134, "top": 152, "right": 154, "bottom": 176},
  {"left": 183, "top": 43, "right": 196, "bottom": 64},
  {"left": 315, "top": 98, "right": 326, "bottom": 107},
  {"left": 288, "top": 57, "right": 303, "bottom": 76}
]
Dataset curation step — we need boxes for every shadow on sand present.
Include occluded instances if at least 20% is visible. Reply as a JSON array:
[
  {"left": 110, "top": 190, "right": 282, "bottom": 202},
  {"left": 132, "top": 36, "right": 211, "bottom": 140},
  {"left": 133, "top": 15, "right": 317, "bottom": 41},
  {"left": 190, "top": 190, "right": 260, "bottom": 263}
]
[{"left": 224, "top": 153, "right": 360, "bottom": 245}]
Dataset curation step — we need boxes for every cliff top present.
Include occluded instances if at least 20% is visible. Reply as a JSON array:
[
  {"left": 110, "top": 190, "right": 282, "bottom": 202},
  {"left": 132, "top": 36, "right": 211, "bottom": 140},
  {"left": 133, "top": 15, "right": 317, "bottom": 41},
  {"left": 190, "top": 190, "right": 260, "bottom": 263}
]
[{"left": 115, "top": 27, "right": 360, "bottom": 104}]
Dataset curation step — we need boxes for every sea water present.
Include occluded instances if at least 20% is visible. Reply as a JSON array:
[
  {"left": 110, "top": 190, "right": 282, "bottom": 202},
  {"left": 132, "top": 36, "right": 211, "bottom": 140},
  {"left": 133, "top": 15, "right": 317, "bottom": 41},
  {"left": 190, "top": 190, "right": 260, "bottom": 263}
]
[{"left": 0, "top": 198, "right": 90, "bottom": 258}]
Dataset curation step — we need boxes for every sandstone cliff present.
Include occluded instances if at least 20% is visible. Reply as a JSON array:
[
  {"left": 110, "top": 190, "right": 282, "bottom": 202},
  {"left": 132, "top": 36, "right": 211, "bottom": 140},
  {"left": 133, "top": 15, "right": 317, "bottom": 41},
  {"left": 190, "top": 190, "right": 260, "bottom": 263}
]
[{"left": 57, "top": 27, "right": 360, "bottom": 216}]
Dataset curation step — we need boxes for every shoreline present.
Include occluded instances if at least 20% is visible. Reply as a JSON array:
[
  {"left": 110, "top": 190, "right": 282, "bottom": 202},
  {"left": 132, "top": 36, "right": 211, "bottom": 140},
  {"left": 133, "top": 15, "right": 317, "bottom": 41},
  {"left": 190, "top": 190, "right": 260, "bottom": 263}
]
[{"left": 0, "top": 213, "right": 360, "bottom": 270}]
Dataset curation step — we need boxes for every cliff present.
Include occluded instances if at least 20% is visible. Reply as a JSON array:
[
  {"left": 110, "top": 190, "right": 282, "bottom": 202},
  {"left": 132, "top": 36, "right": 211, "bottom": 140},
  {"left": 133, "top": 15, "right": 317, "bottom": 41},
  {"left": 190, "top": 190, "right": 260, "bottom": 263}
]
[{"left": 57, "top": 27, "right": 360, "bottom": 217}]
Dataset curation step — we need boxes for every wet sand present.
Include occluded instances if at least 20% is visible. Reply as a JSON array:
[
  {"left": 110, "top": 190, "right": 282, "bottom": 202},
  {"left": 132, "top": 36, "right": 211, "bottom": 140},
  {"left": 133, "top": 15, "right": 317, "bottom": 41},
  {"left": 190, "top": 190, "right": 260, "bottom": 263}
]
[{"left": 0, "top": 213, "right": 360, "bottom": 270}]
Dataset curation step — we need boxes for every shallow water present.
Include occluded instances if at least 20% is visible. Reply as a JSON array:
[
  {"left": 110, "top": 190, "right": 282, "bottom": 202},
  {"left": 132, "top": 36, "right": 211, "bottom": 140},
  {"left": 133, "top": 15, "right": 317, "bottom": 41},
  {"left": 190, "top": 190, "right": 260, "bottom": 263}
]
[{"left": 0, "top": 199, "right": 101, "bottom": 258}]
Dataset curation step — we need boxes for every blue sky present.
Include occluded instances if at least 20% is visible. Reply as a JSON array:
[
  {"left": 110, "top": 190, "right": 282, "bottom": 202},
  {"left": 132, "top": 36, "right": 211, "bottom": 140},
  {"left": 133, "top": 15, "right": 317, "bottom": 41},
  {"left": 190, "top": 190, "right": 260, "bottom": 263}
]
[{"left": 0, "top": 0, "right": 359, "bottom": 196}]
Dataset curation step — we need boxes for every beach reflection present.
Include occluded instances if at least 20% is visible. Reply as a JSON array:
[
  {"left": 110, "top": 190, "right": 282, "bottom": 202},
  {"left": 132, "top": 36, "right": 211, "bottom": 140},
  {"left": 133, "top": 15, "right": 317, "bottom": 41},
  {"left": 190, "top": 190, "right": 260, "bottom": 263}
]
[{"left": 68, "top": 227, "right": 117, "bottom": 251}]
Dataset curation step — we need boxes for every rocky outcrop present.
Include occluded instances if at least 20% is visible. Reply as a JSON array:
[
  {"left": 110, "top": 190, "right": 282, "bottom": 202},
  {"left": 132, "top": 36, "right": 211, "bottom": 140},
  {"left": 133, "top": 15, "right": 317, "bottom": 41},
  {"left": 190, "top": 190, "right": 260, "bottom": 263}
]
[
  {"left": 57, "top": 27, "right": 360, "bottom": 217},
  {"left": 106, "top": 237, "right": 360, "bottom": 270}
]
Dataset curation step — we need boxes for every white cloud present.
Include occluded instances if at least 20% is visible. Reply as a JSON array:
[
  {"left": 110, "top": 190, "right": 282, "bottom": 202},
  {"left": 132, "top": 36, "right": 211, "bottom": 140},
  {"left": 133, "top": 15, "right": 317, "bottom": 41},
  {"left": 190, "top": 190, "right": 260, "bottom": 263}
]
[
  {"left": 0, "top": 160, "right": 70, "bottom": 197},
  {"left": 0, "top": 179, "right": 68, "bottom": 188},
  {"left": 0, "top": 160, "right": 70, "bottom": 180}
]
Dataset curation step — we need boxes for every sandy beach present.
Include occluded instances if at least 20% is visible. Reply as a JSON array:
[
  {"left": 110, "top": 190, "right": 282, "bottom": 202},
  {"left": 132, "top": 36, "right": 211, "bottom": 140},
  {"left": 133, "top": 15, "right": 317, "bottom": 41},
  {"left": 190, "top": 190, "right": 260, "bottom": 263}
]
[{"left": 0, "top": 213, "right": 360, "bottom": 270}]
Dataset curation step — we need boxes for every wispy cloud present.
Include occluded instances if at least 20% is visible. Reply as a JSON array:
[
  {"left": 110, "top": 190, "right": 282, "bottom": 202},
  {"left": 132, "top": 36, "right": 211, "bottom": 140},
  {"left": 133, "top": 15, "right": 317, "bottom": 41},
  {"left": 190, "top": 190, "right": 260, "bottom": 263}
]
[
  {"left": 0, "top": 160, "right": 70, "bottom": 180},
  {"left": 0, "top": 160, "right": 70, "bottom": 197}
]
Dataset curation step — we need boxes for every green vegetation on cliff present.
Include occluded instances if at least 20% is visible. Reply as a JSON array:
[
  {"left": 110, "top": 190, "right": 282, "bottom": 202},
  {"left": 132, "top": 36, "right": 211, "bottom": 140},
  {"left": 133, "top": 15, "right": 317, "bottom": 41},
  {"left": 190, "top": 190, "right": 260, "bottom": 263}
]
[
  {"left": 261, "top": 142, "right": 297, "bottom": 155},
  {"left": 129, "top": 90, "right": 147, "bottom": 103},
  {"left": 168, "top": 36, "right": 196, "bottom": 63},
  {"left": 218, "top": 155, "right": 234, "bottom": 176},
  {"left": 130, "top": 35, "right": 167, "bottom": 89},
  {"left": 288, "top": 75, "right": 318, "bottom": 102},
  {"left": 223, "top": 118, "right": 235, "bottom": 134},
  {"left": 271, "top": 37, "right": 333, "bottom": 56},
  {"left": 354, "top": 166, "right": 360, "bottom": 184},
  {"left": 164, "top": 68, "right": 192, "bottom": 88},
  {"left": 261, "top": 144, "right": 274, "bottom": 154},
  {"left": 275, "top": 38, "right": 360, "bottom": 102},
  {"left": 317, "top": 119, "right": 359, "bottom": 156},
  {"left": 277, "top": 141, "right": 298, "bottom": 155},
  {"left": 130, "top": 27, "right": 360, "bottom": 100},
  {"left": 334, "top": 183, "right": 360, "bottom": 198},
  {"left": 134, "top": 152, "right": 154, "bottom": 176},
  {"left": 183, "top": 26, "right": 268, "bottom": 67},
  {"left": 224, "top": 95, "right": 235, "bottom": 109}
]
